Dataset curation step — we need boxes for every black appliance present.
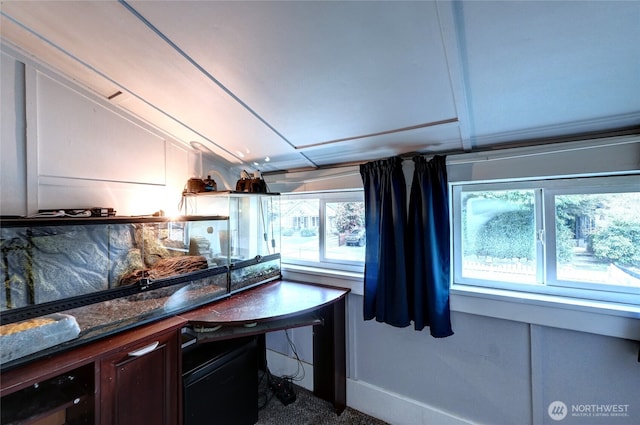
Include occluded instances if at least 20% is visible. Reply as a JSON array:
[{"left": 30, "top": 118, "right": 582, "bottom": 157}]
[{"left": 182, "top": 335, "right": 258, "bottom": 425}]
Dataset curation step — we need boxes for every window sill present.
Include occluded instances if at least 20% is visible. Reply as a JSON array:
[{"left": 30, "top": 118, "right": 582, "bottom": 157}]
[
  {"left": 450, "top": 285, "right": 640, "bottom": 340},
  {"left": 280, "top": 266, "right": 640, "bottom": 340},
  {"left": 281, "top": 264, "right": 364, "bottom": 295}
]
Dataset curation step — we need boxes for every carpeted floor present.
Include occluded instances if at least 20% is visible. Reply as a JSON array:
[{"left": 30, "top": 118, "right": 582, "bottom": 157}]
[{"left": 257, "top": 382, "right": 389, "bottom": 425}]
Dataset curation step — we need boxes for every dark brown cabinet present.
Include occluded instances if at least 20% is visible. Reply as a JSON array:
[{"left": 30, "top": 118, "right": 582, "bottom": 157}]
[
  {"left": 0, "top": 363, "right": 94, "bottom": 425},
  {"left": 0, "top": 318, "right": 185, "bottom": 425},
  {"left": 1, "top": 280, "right": 349, "bottom": 424},
  {"left": 100, "top": 328, "right": 181, "bottom": 425}
]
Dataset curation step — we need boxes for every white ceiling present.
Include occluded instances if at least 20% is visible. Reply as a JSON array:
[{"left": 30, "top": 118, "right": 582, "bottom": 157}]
[{"left": 1, "top": 0, "right": 639, "bottom": 173}]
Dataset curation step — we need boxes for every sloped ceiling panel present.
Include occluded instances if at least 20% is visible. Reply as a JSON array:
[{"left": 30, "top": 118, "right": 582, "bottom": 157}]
[
  {"left": 0, "top": 15, "right": 121, "bottom": 99},
  {"left": 1, "top": 0, "right": 638, "bottom": 173},
  {"left": 0, "top": 14, "right": 241, "bottom": 165},
  {"left": 0, "top": 0, "right": 463, "bottom": 171},
  {"left": 1, "top": 1, "right": 304, "bottom": 168},
  {"left": 130, "top": 0, "right": 458, "bottom": 147},
  {"left": 455, "top": 0, "right": 640, "bottom": 145}
]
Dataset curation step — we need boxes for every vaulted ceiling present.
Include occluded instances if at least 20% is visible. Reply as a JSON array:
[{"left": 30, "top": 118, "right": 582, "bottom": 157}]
[{"left": 1, "top": 1, "right": 639, "bottom": 172}]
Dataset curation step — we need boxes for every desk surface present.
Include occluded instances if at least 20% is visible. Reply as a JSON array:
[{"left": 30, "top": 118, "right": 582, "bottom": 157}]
[
  {"left": 180, "top": 280, "right": 349, "bottom": 326},
  {"left": 180, "top": 279, "right": 350, "bottom": 414}
]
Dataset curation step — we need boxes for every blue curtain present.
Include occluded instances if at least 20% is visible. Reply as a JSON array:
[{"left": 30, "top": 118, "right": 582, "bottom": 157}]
[
  {"left": 407, "top": 155, "right": 453, "bottom": 337},
  {"left": 359, "top": 156, "right": 410, "bottom": 327}
]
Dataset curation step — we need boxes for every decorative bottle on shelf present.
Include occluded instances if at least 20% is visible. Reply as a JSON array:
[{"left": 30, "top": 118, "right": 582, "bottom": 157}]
[{"left": 204, "top": 175, "right": 217, "bottom": 192}]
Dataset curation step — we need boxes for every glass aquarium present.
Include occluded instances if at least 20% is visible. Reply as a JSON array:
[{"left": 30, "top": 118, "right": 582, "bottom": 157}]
[
  {"left": 1, "top": 217, "right": 229, "bottom": 311},
  {"left": 0, "top": 215, "right": 226, "bottom": 368},
  {"left": 183, "top": 191, "right": 282, "bottom": 293},
  {"left": 1, "top": 193, "right": 281, "bottom": 368}
]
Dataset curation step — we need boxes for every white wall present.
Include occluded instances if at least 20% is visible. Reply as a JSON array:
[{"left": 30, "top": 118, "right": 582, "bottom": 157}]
[
  {"left": 1, "top": 50, "right": 27, "bottom": 213},
  {"left": 264, "top": 282, "right": 639, "bottom": 425},
  {"left": 0, "top": 46, "right": 230, "bottom": 217}
]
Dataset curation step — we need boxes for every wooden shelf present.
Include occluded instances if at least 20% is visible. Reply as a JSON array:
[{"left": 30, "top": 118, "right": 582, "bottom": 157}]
[
  {"left": 192, "top": 311, "right": 323, "bottom": 343},
  {"left": 0, "top": 214, "right": 228, "bottom": 227},
  {"left": 0, "top": 364, "right": 93, "bottom": 425}
]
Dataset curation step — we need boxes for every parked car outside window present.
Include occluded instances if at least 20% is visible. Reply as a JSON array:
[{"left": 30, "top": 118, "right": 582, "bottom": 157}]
[{"left": 345, "top": 229, "right": 366, "bottom": 247}]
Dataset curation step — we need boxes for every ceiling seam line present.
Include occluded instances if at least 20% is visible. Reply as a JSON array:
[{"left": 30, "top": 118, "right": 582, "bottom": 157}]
[
  {"left": 0, "top": 11, "right": 243, "bottom": 165},
  {"left": 449, "top": 0, "right": 477, "bottom": 151},
  {"left": 118, "top": 1, "right": 305, "bottom": 156},
  {"left": 435, "top": 0, "right": 472, "bottom": 152},
  {"left": 295, "top": 118, "right": 459, "bottom": 150}
]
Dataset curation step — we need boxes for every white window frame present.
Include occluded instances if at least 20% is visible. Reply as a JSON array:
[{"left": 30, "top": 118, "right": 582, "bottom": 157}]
[
  {"left": 544, "top": 177, "right": 640, "bottom": 297},
  {"left": 447, "top": 136, "right": 640, "bottom": 340},
  {"left": 452, "top": 175, "right": 640, "bottom": 306},
  {"left": 280, "top": 190, "right": 365, "bottom": 273}
]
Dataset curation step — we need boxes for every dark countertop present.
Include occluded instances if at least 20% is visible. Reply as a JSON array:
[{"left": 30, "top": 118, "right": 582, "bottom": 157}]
[{"left": 180, "top": 280, "right": 349, "bottom": 326}]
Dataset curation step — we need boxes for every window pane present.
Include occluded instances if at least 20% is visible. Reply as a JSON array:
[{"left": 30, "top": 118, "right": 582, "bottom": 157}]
[
  {"left": 324, "top": 201, "right": 365, "bottom": 262},
  {"left": 461, "top": 190, "right": 537, "bottom": 284},
  {"left": 280, "top": 198, "right": 319, "bottom": 262},
  {"left": 555, "top": 192, "right": 640, "bottom": 288}
]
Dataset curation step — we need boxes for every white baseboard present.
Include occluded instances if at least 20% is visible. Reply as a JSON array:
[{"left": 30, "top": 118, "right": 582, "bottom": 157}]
[
  {"left": 266, "top": 350, "right": 473, "bottom": 425},
  {"left": 347, "top": 379, "right": 475, "bottom": 425}
]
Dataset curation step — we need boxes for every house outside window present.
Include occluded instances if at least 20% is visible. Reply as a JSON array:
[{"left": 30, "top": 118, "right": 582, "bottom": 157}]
[{"left": 280, "top": 191, "right": 365, "bottom": 272}]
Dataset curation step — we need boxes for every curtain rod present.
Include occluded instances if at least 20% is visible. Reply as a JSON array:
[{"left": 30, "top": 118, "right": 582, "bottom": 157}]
[
  {"left": 266, "top": 170, "right": 361, "bottom": 184},
  {"left": 445, "top": 137, "right": 638, "bottom": 165},
  {"left": 265, "top": 132, "right": 639, "bottom": 179}
]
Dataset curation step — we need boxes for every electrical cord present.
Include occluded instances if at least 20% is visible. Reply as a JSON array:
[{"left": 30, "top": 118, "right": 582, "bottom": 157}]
[
  {"left": 258, "top": 367, "right": 295, "bottom": 409},
  {"left": 258, "top": 330, "right": 306, "bottom": 409},
  {"left": 268, "top": 369, "right": 297, "bottom": 406},
  {"left": 257, "top": 368, "right": 275, "bottom": 410},
  {"left": 282, "top": 329, "right": 306, "bottom": 384}
]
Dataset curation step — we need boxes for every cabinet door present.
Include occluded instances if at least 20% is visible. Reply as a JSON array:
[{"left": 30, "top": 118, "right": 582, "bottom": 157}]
[{"left": 100, "top": 329, "right": 180, "bottom": 425}]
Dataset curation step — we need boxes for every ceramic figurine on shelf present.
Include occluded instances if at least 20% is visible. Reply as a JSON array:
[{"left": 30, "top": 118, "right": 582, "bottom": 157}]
[
  {"left": 235, "top": 170, "right": 267, "bottom": 193},
  {"left": 204, "top": 175, "right": 217, "bottom": 192}
]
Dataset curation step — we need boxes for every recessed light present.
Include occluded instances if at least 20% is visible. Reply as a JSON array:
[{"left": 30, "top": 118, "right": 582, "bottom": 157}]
[{"left": 190, "top": 141, "right": 213, "bottom": 153}]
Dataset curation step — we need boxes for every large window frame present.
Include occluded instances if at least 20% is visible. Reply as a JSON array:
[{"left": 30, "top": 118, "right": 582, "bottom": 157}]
[
  {"left": 279, "top": 190, "right": 365, "bottom": 273},
  {"left": 452, "top": 174, "right": 640, "bottom": 306},
  {"left": 268, "top": 137, "right": 639, "bottom": 339}
]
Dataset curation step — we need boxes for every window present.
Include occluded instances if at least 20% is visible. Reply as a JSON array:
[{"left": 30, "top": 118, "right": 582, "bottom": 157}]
[
  {"left": 280, "top": 191, "right": 365, "bottom": 272},
  {"left": 452, "top": 175, "right": 640, "bottom": 305}
]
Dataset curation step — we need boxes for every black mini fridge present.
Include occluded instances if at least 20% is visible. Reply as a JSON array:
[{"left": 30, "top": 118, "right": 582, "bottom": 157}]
[{"left": 182, "top": 336, "right": 258, "bottom": 425}]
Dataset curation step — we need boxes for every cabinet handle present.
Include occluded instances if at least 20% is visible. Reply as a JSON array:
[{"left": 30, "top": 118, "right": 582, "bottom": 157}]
[{"left": 128, "top": 341, "right": 159, "bottom": 357}]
